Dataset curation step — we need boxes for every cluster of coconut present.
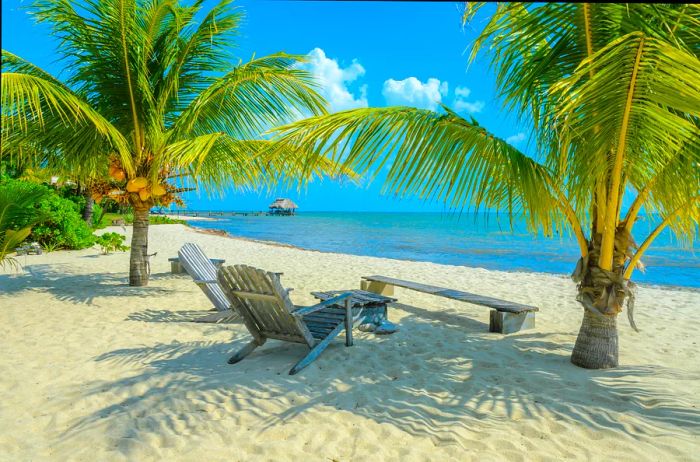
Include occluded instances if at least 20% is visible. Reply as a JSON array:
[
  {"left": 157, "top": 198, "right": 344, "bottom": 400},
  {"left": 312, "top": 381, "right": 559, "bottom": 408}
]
[
  {"left": 125, "top": 177, "right": 167, "bottom": 202},
  {"left": 89, "top": 162, "right": 170, "bottom": 205}
]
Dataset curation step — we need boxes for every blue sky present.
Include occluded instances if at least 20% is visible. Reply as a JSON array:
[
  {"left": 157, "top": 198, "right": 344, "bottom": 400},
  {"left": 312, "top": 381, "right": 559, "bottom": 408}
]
[{"left": 2, "top": 0, "right": 530, "bottom": 212}]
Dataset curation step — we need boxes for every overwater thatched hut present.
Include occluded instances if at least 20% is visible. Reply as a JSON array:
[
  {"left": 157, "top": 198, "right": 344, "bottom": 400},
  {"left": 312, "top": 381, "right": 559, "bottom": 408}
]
[{"left": 268, "top": 198, "right": 298, "bottom": 216}]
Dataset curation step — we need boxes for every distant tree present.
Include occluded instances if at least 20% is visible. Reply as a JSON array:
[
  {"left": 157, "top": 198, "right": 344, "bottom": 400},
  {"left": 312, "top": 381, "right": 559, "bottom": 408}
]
[{"left": 271, "top": 3, "right": 700, "bottom": 368}]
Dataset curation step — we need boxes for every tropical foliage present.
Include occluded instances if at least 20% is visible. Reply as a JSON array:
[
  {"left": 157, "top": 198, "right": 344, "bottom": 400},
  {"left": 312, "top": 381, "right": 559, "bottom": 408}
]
[
  {"left": 1, "top": 0, "right": 344, "bottom": 286},
  {"left": 1, "top": 179, "right": 96, "bottom": 251},
  {"left": 271, "top": 3, "right": 700, "bottom": 368},
  {"left": 0, "top": 180, "right": 48, "bottom": 269}
]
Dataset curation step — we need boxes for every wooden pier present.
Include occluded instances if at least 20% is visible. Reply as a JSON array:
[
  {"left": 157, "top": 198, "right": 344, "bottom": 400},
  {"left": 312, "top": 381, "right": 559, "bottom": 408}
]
[{"left": 162, "top": 209, "right": 270, "bottom": 217}]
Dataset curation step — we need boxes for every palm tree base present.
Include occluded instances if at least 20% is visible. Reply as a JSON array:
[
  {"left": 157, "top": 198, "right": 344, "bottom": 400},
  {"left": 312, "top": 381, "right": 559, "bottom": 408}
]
[{"left": 571, "top": 309, "right": 618, "bottom": 369}]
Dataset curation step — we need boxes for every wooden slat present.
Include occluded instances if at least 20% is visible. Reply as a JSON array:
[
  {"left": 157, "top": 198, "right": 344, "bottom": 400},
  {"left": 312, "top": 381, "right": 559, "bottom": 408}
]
[
  {"left": 179, "top": 243, "right": 231, "bottom": 312},
  {"left": 362, "top": 275, "right": 538, "bottom": 313},
  {"left": 264, "top": 268, "right": 317, "bottom": 347},
  {"left": 224, "top": 265, "right": 316, "bottom": 348},
  {"left": 292, "top": 292, "right": 354, "bottom": 317},
  {"left": 235, "top": 265, "right": 282, "bottom": 333},
  {"left": 230, "top": 266, "right": 270, "bottom": 334},
  {"left": 261, "top": 331, "right": 308, "bottom": 344},
  {"left": 230, "top": 290, "right": 280, "bottom": 303},
  {"left": 303, "top": 312, "right": 345, "bottom": 323},
  {"left": 303, "top": 317, "right": 341, "bottom": 327},
  {"left": 217, "top": 267, "right": 264, "bottom": 344},
  {"left": 249, "top": 267, "right": 292, "bottom": 334},
  {"left": 305, "top": 321, "right": 336, "bottom": 333}
]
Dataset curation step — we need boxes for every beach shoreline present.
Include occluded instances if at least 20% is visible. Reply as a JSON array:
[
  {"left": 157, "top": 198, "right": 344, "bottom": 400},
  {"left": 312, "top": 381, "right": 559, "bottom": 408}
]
[
  {"left": 187, "top": 224, "right": 700, "bottom": 293},
  {"left": 1, "top": 224, "right": 698, "bottom": 461}
]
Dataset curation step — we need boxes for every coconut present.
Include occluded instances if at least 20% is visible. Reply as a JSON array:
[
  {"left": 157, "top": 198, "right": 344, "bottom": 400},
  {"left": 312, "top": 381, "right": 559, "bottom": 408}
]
[
  {"left": 126, "top": 177, "right": 148, "bottom": 192},
  {"left": 138, "top": 188, "right": 151, "bottom": 201},
  {"left": 111, "top": 169, "right": 126, "bottom": 181},
  {"left": 91, "top": 193, "right": 103, "bottom": 202},
  {"left": 108, "top": 165, "right": 117, "bottom": 176},
  {"left": 151, "top": 184, "right": 167, "bottom": 197}
]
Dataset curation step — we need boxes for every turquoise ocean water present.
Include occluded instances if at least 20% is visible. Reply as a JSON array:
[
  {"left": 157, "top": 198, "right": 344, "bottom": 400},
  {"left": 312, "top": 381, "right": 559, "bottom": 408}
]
[{"left": 184, "top": 212, "right": 699, "bottom": 289}]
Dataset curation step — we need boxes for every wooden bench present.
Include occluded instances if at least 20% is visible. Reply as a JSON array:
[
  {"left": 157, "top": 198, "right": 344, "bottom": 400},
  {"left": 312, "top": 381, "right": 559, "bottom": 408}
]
[
  {"left": 169, "top": 256, "right": 225, "bottom": 274},
  {"left": 360, "top": 275, "right": 538, "bottom": 334}
]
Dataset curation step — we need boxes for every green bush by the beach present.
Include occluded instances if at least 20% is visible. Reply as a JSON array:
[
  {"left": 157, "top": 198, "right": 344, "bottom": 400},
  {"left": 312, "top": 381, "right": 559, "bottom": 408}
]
[
  {"left": 0, "top": 180, "right": 96, "bottom": 251},
  {"left": 95, "top": 232, "right": 129, "bottom": 254}
]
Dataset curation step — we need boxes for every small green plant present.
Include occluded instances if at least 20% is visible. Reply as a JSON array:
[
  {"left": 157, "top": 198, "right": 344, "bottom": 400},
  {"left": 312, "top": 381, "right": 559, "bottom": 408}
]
[
  {"left": 41, "top": 240, "right": 61, "bottom": 253},
  {"left": 95, "top": 232, "right": 129, "bottom": 255},
  {"left": 149, "top": 215, "right": 185, "bottom": 225}
]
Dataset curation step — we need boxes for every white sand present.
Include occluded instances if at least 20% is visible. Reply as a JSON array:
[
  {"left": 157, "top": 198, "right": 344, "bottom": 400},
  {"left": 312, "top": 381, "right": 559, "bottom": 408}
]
[{"left": 1, "top": 224, "right": 698, "bottom": 461}]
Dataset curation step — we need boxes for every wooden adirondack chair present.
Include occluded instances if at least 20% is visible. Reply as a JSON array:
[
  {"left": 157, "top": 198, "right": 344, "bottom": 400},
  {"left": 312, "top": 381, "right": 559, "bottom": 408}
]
[
  {"left": 217, "top": 265, "right": 358, "bottom": 375},
  {"left": 178, "top": 243, "right": 238, "bottom": 323}
]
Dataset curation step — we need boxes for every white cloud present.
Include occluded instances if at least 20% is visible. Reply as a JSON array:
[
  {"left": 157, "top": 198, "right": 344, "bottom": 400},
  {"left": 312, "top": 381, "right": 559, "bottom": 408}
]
[
  {"left": 300, "top": 48, "right": 368, "bottom": 112},
  {"left": 382, "top": 77, "right": 448, "bottom": 110},
  {"left": 453, "top": 100, "right": 485, "bottom": 113},
  {"left": 454, "top": 86, "right": 471, "bottom": 98},
  {"left": 506, "top": 132, "right": 526, "bottom": 145},
  {"left": 452, "top": 85, "right": 485, "bottom": 114}
]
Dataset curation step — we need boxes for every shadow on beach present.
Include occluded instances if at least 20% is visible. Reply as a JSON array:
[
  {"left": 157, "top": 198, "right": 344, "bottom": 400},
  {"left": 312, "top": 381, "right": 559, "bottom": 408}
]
[
  {"left": 55, "top": 301, "right": 700, "bottom": 457},
  {"left": 0, "top": 266, "right": 177, "bottom": 305}
]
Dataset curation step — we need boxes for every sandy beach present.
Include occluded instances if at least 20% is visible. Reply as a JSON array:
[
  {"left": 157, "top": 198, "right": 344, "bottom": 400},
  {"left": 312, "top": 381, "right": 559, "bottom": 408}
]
[{"left": 1, "top": 224, "right": 698, "bottom": 461}]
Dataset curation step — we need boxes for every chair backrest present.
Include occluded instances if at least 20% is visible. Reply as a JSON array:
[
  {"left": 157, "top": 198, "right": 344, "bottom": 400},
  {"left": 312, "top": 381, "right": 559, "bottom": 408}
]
[
  {"left": 217, "top": 265, "right": 315, "bottom": 346},
  {"left": 178, "top": 243, "right": 230, "bottom": 312}
]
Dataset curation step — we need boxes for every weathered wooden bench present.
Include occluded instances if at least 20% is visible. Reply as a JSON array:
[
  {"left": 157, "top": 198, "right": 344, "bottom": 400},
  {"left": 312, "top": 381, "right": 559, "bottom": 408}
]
[
  {"left": 360, "top": 275, "right": 538, "bottom": 334},
  {"left": 169, "top": 256, "right": 225, "bottom": 274}
]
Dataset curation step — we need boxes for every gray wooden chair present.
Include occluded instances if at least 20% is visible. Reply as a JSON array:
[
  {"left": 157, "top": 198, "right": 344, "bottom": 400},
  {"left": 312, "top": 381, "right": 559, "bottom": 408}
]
[
  {"left": 217, "top": 264, "right": 358, "bottom": 375},
  {"left": 178, "top": 243, "right": 238, "bottom": 323}
]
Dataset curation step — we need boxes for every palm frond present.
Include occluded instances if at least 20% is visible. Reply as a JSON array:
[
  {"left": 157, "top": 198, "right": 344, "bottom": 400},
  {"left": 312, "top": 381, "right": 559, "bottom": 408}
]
[
  {"left": 174, "top": 53, "right": 328, "bottom": 139},
  {"left": 0, "top": 182, "right": 49, "bottom": 269},
  {"left": 551, "top": 32, "right": 700, "bottom": 225},
  {"left": 177, "top": 137, "right": 356, "bottom": 196},
  {"left": 1, "top": 70, "right": 133, "bottom": 173},
  {"left": 272, "top": 106, "right": 570, "bottom": 235}
]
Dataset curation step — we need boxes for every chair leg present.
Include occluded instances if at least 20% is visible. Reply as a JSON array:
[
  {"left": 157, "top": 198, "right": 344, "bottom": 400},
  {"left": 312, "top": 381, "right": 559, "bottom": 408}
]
[
  {"left": 228, "top": 339, "right": 264, "bottom": 364},
  {"left": 289, "top": 324, "right": 344, "bottom": 375}
]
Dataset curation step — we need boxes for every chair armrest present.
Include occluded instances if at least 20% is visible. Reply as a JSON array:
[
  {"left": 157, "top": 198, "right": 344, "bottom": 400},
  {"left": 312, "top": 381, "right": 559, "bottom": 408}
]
[
  {"left": 292, "top": 292, "right": 353, "bottom": 317},
  {"left": 193, "top": 279, "right": 217, "bottom": 285}
]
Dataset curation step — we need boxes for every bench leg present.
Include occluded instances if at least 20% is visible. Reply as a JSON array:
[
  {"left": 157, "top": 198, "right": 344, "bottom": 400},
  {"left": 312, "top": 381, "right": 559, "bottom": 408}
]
[
  {"left": 360, "top": 280, "right": 394, "bottom": 296},
  {"left": 489, "top": 310, "right": 536, "bottom": 334}
]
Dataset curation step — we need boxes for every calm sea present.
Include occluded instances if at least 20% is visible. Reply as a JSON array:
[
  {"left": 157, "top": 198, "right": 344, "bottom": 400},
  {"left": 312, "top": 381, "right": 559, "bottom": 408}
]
[{"left": 183, "top": 212, "right": 700, "bottom": 288}]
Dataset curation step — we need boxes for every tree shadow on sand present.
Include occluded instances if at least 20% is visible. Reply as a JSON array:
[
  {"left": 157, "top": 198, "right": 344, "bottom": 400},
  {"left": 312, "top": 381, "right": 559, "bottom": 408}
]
[
  {"left": 57, "top": 302, "right": 700, "bottom": 456},
  {"left": 0, "top": 265, "right": 175, "bottom": 304}
]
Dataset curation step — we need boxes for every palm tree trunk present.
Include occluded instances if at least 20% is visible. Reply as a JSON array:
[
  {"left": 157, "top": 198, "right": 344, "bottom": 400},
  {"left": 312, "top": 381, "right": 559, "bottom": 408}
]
[
  {"left": 82, "top": 191, "right": 94, "bottom": 225},
  {"left": 571, "top": 309, "right": 619, "bottom": 369},
  {"left": 129, "top": 205, "right": 150, "bottom": 286}
]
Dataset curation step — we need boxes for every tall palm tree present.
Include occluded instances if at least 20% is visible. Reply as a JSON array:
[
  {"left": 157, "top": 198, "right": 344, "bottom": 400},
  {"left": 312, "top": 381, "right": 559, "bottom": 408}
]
[
  {"left": 1, "top": 0, "right": 341, "bottom": 286},
  {"left": 270, "top": 3, "right": 700, "bottom": 369}
]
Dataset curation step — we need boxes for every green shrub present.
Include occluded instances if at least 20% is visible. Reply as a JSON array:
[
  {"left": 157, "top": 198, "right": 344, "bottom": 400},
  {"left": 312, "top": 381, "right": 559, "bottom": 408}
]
[
  {"left": 0, "top": 180, "right": 49, "bottom": 268},
  {"left": 95, "top": 232, "right": 129, "bottom": 254},
  {"left": 149, "top": 215, "right": 185, "bottom": 225},
  {"left": 0, "top": 179, "right": 96, "bottom": 250}
]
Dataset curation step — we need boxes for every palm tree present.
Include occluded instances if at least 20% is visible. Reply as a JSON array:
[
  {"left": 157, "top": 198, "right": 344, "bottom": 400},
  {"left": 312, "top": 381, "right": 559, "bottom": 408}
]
[
  {"left": 1, "top": 0, "right": 341, "bottom": 286},
  {"left": 270, "top": 3, "right": 700, "bottom": 369}
]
